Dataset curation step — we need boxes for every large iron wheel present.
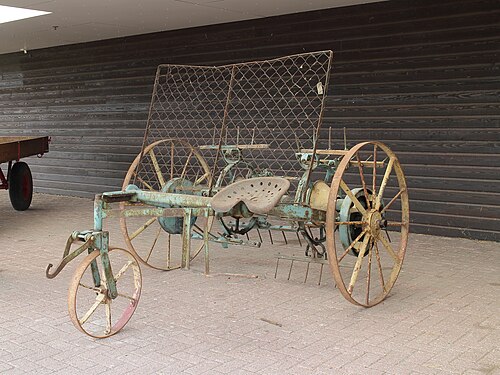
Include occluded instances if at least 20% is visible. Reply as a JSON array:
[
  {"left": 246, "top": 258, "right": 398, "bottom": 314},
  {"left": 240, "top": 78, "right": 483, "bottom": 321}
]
[
  {"left": 120, "top": 139, "right": 213, "bottom": 270},
  {"left": 68, "top": 247, "right": 142, "bottom": 338},
  {"left": 326, "top": 141, "right": 409, "bottom": 307}
]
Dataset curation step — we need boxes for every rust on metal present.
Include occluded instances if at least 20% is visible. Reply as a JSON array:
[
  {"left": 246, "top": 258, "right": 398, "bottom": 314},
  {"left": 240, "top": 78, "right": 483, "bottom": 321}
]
[
  {"left": 46, "top": 51, "right": 411, "bottom": 338},
  {"left": 0, "top": 136, "right": 49, "bottom": 164}
]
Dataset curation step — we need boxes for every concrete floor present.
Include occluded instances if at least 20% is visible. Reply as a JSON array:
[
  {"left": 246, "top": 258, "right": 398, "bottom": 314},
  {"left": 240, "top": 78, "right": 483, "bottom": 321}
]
[{"left": 0, "top": 193, "right": 498, "bottom": 374}]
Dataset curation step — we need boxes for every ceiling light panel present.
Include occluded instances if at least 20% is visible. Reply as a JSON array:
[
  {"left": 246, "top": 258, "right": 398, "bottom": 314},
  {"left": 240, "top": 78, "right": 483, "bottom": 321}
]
[{"left": 0, "top": 5, "right": 51, "bottom": 24}]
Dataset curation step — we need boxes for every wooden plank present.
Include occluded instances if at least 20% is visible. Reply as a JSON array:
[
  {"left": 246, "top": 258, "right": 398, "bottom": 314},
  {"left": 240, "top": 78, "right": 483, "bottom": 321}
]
[
  {"left": 399, "top": 187, "right": 500, "bottom": 206},
  {"left": 0, "top": 0, "right": 499, "bottom": 242},
  {"left": 410, "top": 200, "right": 500, "bottom": 219},
  {"left": 410, "top": 223, "right": 500, "bottom": 242},
  {"left": 2, "top": 0, "right": 496, "bottom": 68}
]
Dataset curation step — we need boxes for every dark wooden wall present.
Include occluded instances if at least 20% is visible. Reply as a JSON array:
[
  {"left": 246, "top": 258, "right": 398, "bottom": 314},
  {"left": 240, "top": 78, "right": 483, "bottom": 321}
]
[{"left": 0, "top": 0, "right": 499, "bottom": 241}]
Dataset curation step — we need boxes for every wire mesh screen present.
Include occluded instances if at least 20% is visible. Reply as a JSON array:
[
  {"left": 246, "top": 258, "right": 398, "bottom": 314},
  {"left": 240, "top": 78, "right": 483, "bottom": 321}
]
[{"left": 134, "top": 51, "right": 333, "bottom": 194}]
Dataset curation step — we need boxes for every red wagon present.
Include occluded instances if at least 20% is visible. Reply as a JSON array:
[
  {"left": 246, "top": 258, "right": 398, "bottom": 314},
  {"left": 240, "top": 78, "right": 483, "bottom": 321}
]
[{"left": 0, "top": 136, "right": 49, "bottom": 210}]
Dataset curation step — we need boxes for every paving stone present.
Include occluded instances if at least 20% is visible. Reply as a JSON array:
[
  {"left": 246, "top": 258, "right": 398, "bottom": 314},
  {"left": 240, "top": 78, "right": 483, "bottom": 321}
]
[{"left": 0, "top": 193, "right": 498, "bottom": 374}]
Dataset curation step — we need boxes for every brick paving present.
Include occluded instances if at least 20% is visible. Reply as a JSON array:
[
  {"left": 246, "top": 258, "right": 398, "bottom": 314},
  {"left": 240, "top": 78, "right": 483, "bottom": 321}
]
[{"left": 0, "top": 193, "right": 498, "bottom": 374}]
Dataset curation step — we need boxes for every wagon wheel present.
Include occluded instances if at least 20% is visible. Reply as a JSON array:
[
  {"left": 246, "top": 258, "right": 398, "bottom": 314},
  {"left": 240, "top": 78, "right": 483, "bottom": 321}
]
[
  {"left": 326, "top": 141, "right": 409, "bottom": 307},
  {"left": 9, "top": 161, "right": 33, "bottom": 211},
  {"left": 120, "top": 139, "right": 213, "bottom": 270},
  {"left": 68, "top": 247, "right": 142, "bottom": 338}
]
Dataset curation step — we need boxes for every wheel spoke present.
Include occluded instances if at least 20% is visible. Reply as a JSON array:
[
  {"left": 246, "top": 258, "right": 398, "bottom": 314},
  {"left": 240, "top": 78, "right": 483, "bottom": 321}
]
[
  {"left": 180, "top": 150, "right": 193, "bottom": 182},
  {"left": 104, "top": 301, "right": 112, "bottom": 334},
  {"left": 79, "top": 295, "right": 105, "bottom": 325},
  {"left": 366, "top": 239, "right": 373, "bottom": 305},
  {"left": 135, "top": 174, "right": 154, "bottom": 191},
  {"left": 195, "top": 172, "right": 209, "bottom": 186},
  {"left": 193, "top": 170, "right": 200, "bottom": 187},
  {"left": 356, "top": 152, "right": 371, "bottom": 209},
  {"left": 348, "top": 235, "right": 371, "bottom": 294},
  {"left": 375, "top": 157, "right": 395, "bottom": 210},
  {"left": 114, "top": 261, "right": 133, "bottom": 281},
  {"left": 170, "top": 141, "right": 175, "bottom": 180},
  {"left": 145, "top": 227, "right": 162, "bottom": 262},
  {"left": 148, "top": 150, "right": 166, "bottom": 188},
  {"left": 117, "top": 292, "right": 136, "bottom": 302},
  {"left": 336, "top": 221, "right": 365, "bottom": 226},
  {"left": 167, "top": 234, "right": 171, "bottom": 267},
  {"left": 374, "top": 241, "right": 386, "bottom": 292},
  {"left": 381, "top": 189, "right": 403, "bottom": 214},
  {"left": 372, "top": 144, "right": 377, "bottom": 198},
  {"left": 379, "top": 232, "right": 400, "bottom": 263},
  {"left": 338, "top": 228, "right": 368, "bottom": 263},
  {"left": 340, "top": 180, "right": 366, "bottom": 215},
  {"left": 129, "top": 217, "right": 157, "bottom": 240},
  {"left": 78, "top": 282, "right": 100, "bottom": 292}
]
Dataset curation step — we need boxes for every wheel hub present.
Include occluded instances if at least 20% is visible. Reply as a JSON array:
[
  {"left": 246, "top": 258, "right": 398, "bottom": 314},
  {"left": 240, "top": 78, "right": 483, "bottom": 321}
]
[
  {"left": 95, "top": 288, "right": 110, "bottom": 303},
  {"left": 366, "top": 209, "right": 385, "bottom": 237},
  {"left": 157, "top": 178, "right": 198, "bottom": 234}
]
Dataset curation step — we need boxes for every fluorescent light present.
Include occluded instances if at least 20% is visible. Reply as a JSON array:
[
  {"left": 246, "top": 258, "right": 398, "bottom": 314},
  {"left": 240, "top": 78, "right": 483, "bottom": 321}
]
[{"left": 0, "top": 5, "right": 51, "bottom": 24}]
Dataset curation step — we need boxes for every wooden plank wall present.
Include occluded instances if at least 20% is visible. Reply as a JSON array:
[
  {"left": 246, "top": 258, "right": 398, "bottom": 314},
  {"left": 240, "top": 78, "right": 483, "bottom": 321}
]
[{"left": 0, "top": 0, "right": 498, "bottom": 241}]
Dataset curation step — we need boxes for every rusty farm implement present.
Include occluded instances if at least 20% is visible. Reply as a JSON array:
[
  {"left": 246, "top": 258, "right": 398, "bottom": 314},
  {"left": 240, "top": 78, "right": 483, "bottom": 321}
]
[{"left": 47, "top": 51, "right": 409, "bottom": 338}]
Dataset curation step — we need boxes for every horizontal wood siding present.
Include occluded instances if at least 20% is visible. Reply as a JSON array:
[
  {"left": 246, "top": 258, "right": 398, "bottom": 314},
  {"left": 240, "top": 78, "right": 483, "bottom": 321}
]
[{"left": 0, "top": 0, "right": 498, "bottom": 241}]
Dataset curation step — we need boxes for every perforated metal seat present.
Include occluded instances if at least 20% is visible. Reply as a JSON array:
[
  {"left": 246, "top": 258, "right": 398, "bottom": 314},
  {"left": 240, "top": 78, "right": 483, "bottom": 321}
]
[{"left": 211, "top": 177, "right": 290, "bottom": 215}]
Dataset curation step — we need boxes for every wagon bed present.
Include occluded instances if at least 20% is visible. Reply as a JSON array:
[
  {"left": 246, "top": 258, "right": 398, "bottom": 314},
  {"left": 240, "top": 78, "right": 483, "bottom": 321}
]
[{"left": 0, "top": 136, "right": 49, "bottom": 164}]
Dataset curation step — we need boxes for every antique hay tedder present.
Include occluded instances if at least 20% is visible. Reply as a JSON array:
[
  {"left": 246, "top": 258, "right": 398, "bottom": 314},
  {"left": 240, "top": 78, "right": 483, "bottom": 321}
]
[{"left": 47, "top": 51, "right": 409, "bottom": 338}]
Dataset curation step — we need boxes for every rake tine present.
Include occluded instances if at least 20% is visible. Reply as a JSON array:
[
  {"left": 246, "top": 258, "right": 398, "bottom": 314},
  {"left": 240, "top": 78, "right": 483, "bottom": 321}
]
[
  {"left": 268, "top": 230, "right": 274, "bottom": 245},
  {"left": 328, "top": 126, "right": 332, "bottom": 149},
  {"left": 281, "top": 231, "right": 288, "bottom": 244},
  {"left": 384, "top": 228, "right": 392, "bottom": 243},
  {"left": 287, "top": 260, "right": 294, "bottom": 280},
  {"left": 246, "top": 232, "right": 250, "bottom": 241},
  {"left": 304, "top": 262, "right": 310, "bottom": 283},
  {"left": 257, "top": 228, "right": 263, "bottom": 243},
  {"left": 318, "top": 263, "right": 323, "bottom": 286},
  {"left": 274, "top": 257, "right": 279, "bottom": 279},
  {"left": 343, "top": 127, "right": 347, "bottom": 150}
]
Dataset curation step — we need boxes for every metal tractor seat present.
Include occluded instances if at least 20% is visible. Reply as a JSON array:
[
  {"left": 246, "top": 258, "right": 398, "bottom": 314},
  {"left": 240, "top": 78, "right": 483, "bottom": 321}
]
[{"left": 211, "top": 177, "right": 290, "bottom": 215}]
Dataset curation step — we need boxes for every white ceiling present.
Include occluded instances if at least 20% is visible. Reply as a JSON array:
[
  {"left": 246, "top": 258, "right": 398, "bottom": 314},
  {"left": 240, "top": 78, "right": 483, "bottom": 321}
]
[{"left": 0, "top": 0, "right": 384, "bottom": 55}]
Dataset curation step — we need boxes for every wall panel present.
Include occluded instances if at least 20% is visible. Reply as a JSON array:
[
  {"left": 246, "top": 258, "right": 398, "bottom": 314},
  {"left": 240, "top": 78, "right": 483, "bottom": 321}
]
[{"left": 0, "top": 0, "right": 498, "bottom": 241}]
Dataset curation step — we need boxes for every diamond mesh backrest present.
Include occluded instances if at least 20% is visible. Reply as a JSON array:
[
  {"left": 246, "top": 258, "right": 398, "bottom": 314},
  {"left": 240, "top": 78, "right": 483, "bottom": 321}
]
[{"left": 134, "top": 51, "right": 333, "bottom": 195}]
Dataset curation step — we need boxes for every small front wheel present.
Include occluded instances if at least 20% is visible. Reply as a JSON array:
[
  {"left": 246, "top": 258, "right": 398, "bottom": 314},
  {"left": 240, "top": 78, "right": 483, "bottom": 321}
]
[
  {"left": 9, "top": 161, "right": 33, "bottom": 211},
  {"left": 68, "top": 247, "right": 142, "bottom": 338}
]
